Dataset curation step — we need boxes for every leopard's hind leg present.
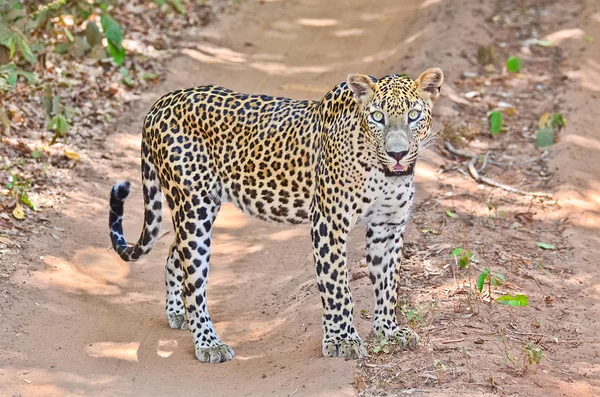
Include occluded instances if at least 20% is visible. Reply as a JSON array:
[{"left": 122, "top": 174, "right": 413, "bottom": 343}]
[
  {"left": 173, "top": 188, "right": 234, "bottom": 363},
  {"left": 165, "top": 242, "right": 187, "bottom": 330}
]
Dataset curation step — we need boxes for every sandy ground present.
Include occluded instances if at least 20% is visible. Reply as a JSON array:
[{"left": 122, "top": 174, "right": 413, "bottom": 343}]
[{"left": 1, "top": 0, "right": 599, "bottom": 396}]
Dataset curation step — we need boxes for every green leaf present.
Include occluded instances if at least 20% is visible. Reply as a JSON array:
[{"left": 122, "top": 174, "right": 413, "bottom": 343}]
[
  {"left": 55, "top": 42, "right": 70, "bottom": 54},
  {"left": 42, "top": 86, "right": 53, "bottom": 116},
  {"left": 0, "top": 21, "right": 17, "bottom": 58},
  {"left": 142, "top": 72, "right": 160, "bottom": 80},
  {"left": 492, "top": 272, "right": 506, "bottom": 282},
  {"left": 68, "top": 36, "right": 91, "bottom": 58},
  {"left": 489, "top": 111, "right": 503, "bottom": 135},
  {"left": 21, "top": 194, "right": 38, "bottom": 211},
  {"left": 52, "top": 95, "right": 62, "bottom": 116},
  {"left": 450, "top": 247, "right": 463, "bottom": 257},
  {"left": 55, "top": 114, "right": 69, "bottom": 135},
  {"left": 48, "top": 114, "right": 69, "bottom": 136},
  {"left": 477, "top": 268, "right": 489, "bottom": 292},
  {"left": 155, "top": 0, "right": 166, "bottom": 5},
  {"left": 536, "top": 242, "right": 555, "bottom": 250},
  {"left": 31, "top": 150, "right": 42, "bottom": 159},
  {"left": 446, "top": 210, "right": 457, "bottom": 218},
  {"left": 373, "top": 345, "right": 381, "bottom": 353},
  {"left": 0, "top": 62, "right": 17, "bottom": 74},
  {"left": 107, "top": 41, "right": 125, "bottom": 65},
  {"left": 119, "top": 66, "right": 134, "bottom": 86},
  {"left": 536, "top": 127, "right": 554, "bottom": 148},
  {"left": 167, "top": 0, "right": 186, "bottom": 13},
  {"left": 535, "top": 40, "right": 552, "bottom": 47},
  {"left": 586, "top": 35, "right": 595, "bottom": 44},
  {"left": 458, "top": 255, "right": 469, "bottom": 269},
  {"left": 85, "top": 21, "right": 102, "bottom": 47},
  {"left": 550, "top": 113, "right": 566, "bottom": 128},
  {"left": 64, "top": 27, "right": 74, "bottom": 42},
  {"left": 6, "top": 71, "right": 17, "bottom": 86},
  {"left": 506, "top": 56, "right": 522, "bottom": 73},
  {"left": 100, "top": 14, "right": 123, "bottom": 48},
  {"left": 496, "top": 294, "right": 529, "bottom": 307}
]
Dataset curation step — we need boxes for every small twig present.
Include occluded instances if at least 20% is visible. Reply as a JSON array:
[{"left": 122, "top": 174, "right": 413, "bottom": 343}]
[
  {"left": 524, "top": 273, "right": 546, "bottom": 295},
  {"left": 477, "top": 151, "right": 490, "bottom": 173},
  {"left": 289, "top": 385, "right": 300, "bottom": 397},
  {"left": 467, "top": 157, "right": 553, "bottom": 198},
  {"left": 444, "top": 142, "right": 506, "bottom": 168},
  {"left": 444, "top": 141, "right": 477, "bottom": 158},
  {"left": 441, "top": 338, "right": 465, "bottom": 344}
]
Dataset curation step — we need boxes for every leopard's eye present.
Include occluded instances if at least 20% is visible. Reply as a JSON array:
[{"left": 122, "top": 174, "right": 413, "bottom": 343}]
[
  {"left": 408, "top": 109, "right": 421, "bottom": 122},
  {"left": 371, "top": 111, "right": 385, "bottom": 124}
]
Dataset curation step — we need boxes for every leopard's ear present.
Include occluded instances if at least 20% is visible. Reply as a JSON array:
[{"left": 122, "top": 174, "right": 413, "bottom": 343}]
[
  {"left": 347, "top": 74, "right": 374, "bottom": 105},
  {"left": 414, "top": 68, "right": 444, "bottom": 102}
]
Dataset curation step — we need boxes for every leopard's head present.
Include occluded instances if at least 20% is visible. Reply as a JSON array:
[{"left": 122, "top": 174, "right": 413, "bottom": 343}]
[{"left": 347, "top": 68, "right": 443, "bottom": 176}]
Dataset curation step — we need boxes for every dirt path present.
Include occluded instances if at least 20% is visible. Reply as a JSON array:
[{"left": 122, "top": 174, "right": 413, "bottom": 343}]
[
  {"left": 2, "top": 0, "right": 600, "bottom": 396},
  {"left": 1, "top": 0, "right": 450, "bottom": 395}
]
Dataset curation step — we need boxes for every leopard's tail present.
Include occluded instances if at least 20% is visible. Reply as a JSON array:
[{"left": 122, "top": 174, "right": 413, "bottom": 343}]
[{"left": 108, "top": 141, "right": 163, "bottom": 261}]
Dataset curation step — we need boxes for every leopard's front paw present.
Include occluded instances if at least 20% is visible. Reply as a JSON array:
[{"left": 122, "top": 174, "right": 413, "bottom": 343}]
[
  {"left": 322, "top": 337, "right": 366, "bottom": 359},
  {"left": 167, "top": 312, "right": 188, "bottom": 330},
  {"left": 386, "top": 327, "right": 419, "bottom": 350},
  {"left": 195, "top": 342, "right": 234, "bottom": 363}
]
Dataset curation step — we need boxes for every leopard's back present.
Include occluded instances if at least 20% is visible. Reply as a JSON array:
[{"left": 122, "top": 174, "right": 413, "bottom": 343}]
[{"left": 143, "top": 85, "right": 321, "bottom": 224}]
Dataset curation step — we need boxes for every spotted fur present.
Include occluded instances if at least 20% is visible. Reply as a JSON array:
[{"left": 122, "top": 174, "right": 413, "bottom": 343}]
[{"left": 108, "top": 68, "right": 444, "bottom": 363}]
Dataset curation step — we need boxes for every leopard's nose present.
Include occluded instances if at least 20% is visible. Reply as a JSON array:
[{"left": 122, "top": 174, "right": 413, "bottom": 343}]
[{"left": 387, "top": 151, "right": 408, "bottom": 162}]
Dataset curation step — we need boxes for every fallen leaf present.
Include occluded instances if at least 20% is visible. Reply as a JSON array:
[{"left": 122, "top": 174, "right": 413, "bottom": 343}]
[
  {"left": 354, "top": 375, "right": 366, "bottom": 392},
  {"left": 64, "top": 149, "right": 81, "bottom": 161},
  {"left": 536, "top": 242, "right": 556, "bottom": 250},
  {"left": 12, "top": 203, "right": 24, "bottom": 220}
]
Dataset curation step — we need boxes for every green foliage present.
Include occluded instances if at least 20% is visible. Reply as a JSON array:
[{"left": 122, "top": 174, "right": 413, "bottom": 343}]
[
  {"left": 536, "top": 112, "right": 566, "bottom": 148},
  {"left": 0, "top": 62, "right": 38, "bottom": 91},
  {"left": 155, "top": 0, "right": 186, "bottom": 13},
  {"left": 372, "top": 339, "right": 389, "bottom": 354},
  {"left": 445, "top": 209, "right": 457, "bottom": 218},
  {"left": 536, "top": 242, "right": 555, "bottom": 250},
  {"left": 119, "top": 66, "right": 134, "bottom": 86},
  {"left": 42, "top": 87, "right": 74, "bottom": 144},
  {"left": 101, "top": 13, "right": 125, "bottom": 65},
  {"left": 506, "top": 56, "right": 522, "bottom": 73},
  {"left": 4, "top": 171, "right": 37, "bottom": 211},
  {"left": 524, "top": 342, "right": 543, "bottom": 365},
  {"left": 451, "top": 247, "right": 473, "bottom": 269},
  {"left": 488, "top": 111, "right": 503, "bottom": 135},
  {"left": 0, "top": 0, "right": 127, "bottom": 68},
  {"left": 476, "top": 267, "right": 506, "bottom": 293},
  {"left": 496, "top": 294, "right": 529, "bottom": 307}
]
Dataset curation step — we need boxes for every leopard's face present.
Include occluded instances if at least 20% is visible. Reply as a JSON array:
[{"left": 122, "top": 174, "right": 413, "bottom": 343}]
[{"left": 347, "top": 68, "right": 444, "bottom": 176}]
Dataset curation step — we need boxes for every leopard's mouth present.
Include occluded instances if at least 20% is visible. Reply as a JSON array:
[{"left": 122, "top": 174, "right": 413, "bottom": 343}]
[{"left": 384, "top": 163, "right": 414, "bottom": 177}]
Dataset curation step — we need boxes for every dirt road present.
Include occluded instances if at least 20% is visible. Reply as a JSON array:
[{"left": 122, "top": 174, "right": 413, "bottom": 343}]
[{"left": 1, "top": 0, "right": 599, "bottom": 396}]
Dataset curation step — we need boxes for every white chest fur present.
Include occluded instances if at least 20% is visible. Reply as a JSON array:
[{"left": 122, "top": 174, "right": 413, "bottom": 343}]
[{"left": 354, "top": 168, "right": 415, "bottom": 227}]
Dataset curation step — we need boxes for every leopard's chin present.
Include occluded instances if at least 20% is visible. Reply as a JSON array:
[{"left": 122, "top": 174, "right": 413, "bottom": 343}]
[{"left": 383, "top": 163, "right": 414, "bottom": 177}]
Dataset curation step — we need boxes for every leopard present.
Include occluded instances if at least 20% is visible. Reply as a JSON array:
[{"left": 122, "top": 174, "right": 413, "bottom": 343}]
[{"left": 108, "top": 67, "right": 444, "bottom": 363}]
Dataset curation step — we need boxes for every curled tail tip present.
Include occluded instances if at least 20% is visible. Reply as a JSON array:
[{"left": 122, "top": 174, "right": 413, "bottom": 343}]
[{"left": 111, "top": 181, "right": 132, "bottom": 202}]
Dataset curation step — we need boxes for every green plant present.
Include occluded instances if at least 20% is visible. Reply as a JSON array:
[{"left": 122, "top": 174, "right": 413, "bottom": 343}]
[
  {"left": 4, "top": 170, "right": 37, "bottom": 218},
  {"left": 506, "top": 56, "right": 522, "bottom": 73},
  {"left": 399, "top": 304, "right": 422, "bottom": 328},
  {"left": 536, "top": 112, "right": 566, "bottom": 148},
  {"left": 451, "top": 247, "right": 474, "bottom": 269},
  {"left": 496, "top": 294, "right": 528, "bottom": 306},
  {"left": 524, "top": 342, "right": 543, "bottom": 366},
  {"left": 0, "top": 62, "right": 37, "bottom": 91},
  {"left": 433, "top": 359, "right": 447, "bottom": 384},
  {"left": 476, "top": 267, "right": 506, "bottom": 295},
  {"left": 42, "top": 86, "right": 75, "bottom": 144},
  {"left": 488, "top": 111, "right": 503, "bottom": 135},
  {"left": 372, "top": 339, "right": 389, "bottom": 354}
]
